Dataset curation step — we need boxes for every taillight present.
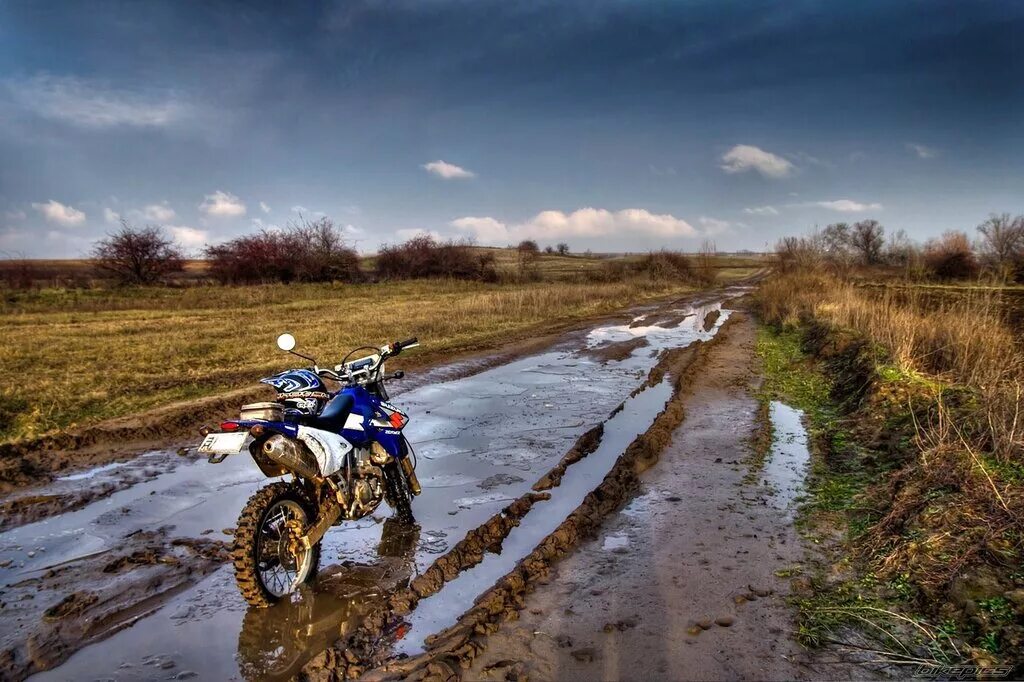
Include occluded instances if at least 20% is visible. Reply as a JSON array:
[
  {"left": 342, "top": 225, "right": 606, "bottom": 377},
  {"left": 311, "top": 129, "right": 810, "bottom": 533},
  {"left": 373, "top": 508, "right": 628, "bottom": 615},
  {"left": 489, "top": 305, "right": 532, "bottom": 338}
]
[{"left": 220, "top": 421, "right": 241, "bottom": 431}]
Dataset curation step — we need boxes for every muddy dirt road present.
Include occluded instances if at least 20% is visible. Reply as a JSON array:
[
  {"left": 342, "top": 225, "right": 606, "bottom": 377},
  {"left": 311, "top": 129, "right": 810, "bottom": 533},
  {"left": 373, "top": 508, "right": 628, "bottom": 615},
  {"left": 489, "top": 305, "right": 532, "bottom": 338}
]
[{"left": 1, "top": 286, "right": 771, "bottom": 681}]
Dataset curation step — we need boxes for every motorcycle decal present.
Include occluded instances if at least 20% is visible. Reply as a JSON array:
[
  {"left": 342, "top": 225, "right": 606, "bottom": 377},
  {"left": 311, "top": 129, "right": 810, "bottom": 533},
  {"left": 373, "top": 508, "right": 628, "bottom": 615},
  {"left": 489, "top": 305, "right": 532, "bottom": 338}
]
[
  {"left": 296, "top": 426, "right": 354, "bottom": 477},
  {"left": 343, "top": 413, "right": 365, "bottom": 431}
]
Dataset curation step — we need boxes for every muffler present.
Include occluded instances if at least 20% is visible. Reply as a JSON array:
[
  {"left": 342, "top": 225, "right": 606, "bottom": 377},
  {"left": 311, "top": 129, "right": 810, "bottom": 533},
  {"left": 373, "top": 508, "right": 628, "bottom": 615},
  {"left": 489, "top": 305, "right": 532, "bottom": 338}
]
[{"left": 261, "top": 434, "right": 321, "bottom": 480}]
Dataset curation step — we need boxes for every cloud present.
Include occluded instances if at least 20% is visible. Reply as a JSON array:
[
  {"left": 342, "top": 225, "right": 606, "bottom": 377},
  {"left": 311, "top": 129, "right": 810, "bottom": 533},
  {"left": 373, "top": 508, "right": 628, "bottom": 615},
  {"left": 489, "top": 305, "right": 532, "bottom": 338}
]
[
  {"left": 168, "top": 225, "right": 208, "bottom": 249},
  {"left": 31, "top": 199, "right": 86, "bottom": 226},
  {"left": 290, "top": 205, "right": 325, "bottom": 218},
  {"left": 138, "top": 202, "right": 176, "bottom": 222},
  {"left": 720, "top": 144, "right": 794, "bottom": 178},
  {"left": 7, "top": 74, "right": 189, "bottom": 129},
  {"left": 199, "top": 190, "right": 246, "bottom": 217},
  {"left": 742, "top": 205, "right": 779, "bottom": 216},
  {"left": 698, "top": 216, "right": 731, "bottom": 235},
  {"left": 451, "top": 216, "right": 508, "bottom": 242},
  {"left": 422, "top": 160, "right": 475, "bottom": 179},
  {"left": 453, "top": 207, "right": 697, "bottom": 244},
  {"left": 103, "top": 207, "right": 121, "bottom": 224},
  {"left": 259, "top": 201, "right": 271, "bottom": 214},
  {"left": 396, "top": 228, "right": 442, "bottom": 241},
  {"left": 808, "top": 199, "right": 882, "bottom": 212},
  {"left": 907, "top": 143, "right": 938, "bottom": 159},
  {"left": 4, "top": 210, "right": 26, "bottom": 221}
]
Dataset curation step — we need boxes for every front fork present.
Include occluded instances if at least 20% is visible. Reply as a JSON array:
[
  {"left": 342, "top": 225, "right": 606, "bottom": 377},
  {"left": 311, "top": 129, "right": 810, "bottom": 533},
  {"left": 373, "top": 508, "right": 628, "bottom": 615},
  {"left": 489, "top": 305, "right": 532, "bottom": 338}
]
[{"left": 400, "top": 456, "right": 422, "bottom": 496}]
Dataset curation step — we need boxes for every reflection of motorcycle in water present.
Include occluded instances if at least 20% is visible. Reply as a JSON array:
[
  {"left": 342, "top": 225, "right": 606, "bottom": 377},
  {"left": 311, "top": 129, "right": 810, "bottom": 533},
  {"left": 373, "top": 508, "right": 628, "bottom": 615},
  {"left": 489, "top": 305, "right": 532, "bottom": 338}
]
[{"left": 237, "top": 519, "right": 420, "bottom": 682}]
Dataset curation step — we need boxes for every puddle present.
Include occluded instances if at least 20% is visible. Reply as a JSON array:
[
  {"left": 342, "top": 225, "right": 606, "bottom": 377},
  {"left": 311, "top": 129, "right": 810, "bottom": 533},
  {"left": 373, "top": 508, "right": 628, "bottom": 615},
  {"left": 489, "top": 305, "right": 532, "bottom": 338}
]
[
  {"left": 602, "top": 533, "right": 630, "bottom": 551},
  {"left": 761, "top": 401, "right": 811, "bottom": 515},
  {"left": 55, "top": 460, "right": 128, "bottom": 481},
  {"left": 393, "top": 376, "right": 678, "bottom": 655},
  {"left": 18, "top": 289, "right": 748, "bottom": 681}
]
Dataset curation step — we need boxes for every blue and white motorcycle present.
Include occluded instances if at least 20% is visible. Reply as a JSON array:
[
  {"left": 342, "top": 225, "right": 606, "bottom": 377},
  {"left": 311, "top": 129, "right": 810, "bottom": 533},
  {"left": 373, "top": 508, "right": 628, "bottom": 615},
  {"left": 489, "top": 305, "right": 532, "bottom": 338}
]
[{"left": 199, "top": 333, "right": 422, "bottom": 607}]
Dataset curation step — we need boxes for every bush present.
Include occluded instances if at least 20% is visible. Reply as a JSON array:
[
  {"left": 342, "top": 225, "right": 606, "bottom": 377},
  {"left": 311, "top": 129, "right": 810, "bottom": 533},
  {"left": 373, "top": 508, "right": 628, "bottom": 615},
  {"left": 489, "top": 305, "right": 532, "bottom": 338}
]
[
  {"left": 205, "top": 217, "right": 360, "bottom": 285},
  {"left": 93, "top": 222, "right": 184, "bottom": 285},
  {"left": 622, "top": 250, "right": 694, "bottom": 280},
  {"left": 923, "top": 230, "right": 979, "bottom": 280},
  {"left": 375, "top": 236, "right": 497, "bottom": 281}
]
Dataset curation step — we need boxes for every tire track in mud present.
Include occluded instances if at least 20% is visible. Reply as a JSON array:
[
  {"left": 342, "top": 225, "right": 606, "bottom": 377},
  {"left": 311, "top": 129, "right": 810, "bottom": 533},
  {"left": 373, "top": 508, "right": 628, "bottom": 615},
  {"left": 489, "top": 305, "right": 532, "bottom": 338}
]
[
  {"left": 299, "top": 314, "right": 740, "bottom": 681},
  {"left": 0, "top": 529, "right": 229, "bottom": 681}
]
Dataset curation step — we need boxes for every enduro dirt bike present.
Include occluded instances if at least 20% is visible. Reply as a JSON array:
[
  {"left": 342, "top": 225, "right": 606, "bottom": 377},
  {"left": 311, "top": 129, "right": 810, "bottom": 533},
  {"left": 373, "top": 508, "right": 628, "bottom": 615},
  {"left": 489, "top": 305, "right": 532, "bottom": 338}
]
[{"left": 199, "top": 333, "right": 422, "bottom": 608}]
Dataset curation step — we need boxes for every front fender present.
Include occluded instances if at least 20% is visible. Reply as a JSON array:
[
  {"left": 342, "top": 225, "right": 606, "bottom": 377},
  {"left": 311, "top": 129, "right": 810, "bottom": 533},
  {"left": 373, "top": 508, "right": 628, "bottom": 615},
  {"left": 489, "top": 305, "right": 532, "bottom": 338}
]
[{"left": 374, "top": 429, "right": 408, "bottom": 458}]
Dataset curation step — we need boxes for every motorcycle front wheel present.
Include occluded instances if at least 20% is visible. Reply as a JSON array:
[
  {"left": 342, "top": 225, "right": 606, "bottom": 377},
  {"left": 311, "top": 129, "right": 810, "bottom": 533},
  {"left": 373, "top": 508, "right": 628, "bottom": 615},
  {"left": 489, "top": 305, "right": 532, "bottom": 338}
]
[{"left": 232, "top": 481, "right": 321, "bottom": 608}]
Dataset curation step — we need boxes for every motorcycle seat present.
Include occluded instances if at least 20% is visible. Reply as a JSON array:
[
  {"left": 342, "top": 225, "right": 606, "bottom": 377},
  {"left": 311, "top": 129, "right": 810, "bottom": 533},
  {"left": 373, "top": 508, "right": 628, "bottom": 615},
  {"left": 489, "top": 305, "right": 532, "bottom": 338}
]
[{"left": 306, "top": 393, "right": 355, "bottom": 432}]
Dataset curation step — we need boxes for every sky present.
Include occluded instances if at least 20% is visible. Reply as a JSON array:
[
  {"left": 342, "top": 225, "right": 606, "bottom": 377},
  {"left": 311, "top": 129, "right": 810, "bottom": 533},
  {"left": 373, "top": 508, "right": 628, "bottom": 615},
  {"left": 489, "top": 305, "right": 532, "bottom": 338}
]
[{"left": 1, "top": 0, "right": 1022, "bottom": 257}]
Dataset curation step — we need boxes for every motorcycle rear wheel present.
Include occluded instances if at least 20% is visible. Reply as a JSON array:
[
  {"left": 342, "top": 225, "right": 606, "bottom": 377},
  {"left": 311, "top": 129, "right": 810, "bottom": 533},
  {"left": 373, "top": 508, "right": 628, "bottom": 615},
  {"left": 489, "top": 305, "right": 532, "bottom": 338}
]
[{"left": 232, "top": 481, "right": 321, "bottom": 608}]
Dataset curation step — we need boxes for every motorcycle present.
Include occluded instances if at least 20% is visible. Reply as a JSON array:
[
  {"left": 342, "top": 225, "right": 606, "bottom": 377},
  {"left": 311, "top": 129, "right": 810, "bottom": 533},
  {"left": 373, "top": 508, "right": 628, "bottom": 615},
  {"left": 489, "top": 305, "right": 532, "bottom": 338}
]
[{"left": 199, "top": 333, "right": 422, "bottom": 607}]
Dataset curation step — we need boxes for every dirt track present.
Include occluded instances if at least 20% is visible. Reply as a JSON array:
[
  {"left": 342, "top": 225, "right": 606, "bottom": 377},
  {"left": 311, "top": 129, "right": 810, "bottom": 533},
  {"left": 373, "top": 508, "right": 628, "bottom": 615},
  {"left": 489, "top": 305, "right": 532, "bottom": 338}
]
[{"left": 0, "top": 280, "right": 866, "bottom": 681}]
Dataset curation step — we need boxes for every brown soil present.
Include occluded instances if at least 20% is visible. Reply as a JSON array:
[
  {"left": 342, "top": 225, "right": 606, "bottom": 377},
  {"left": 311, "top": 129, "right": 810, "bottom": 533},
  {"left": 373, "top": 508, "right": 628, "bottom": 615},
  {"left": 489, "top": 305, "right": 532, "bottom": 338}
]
[{"left": 0, "top": 528, "right": 229, "bottom": 681}]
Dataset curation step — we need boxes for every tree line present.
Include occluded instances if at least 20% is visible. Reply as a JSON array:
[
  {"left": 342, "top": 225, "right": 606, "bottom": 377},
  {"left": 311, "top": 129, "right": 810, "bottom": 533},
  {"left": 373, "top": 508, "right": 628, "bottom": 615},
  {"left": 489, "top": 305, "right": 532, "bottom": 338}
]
[{"left": 775, "top": 214, "right": 1024, "bottom": 282}]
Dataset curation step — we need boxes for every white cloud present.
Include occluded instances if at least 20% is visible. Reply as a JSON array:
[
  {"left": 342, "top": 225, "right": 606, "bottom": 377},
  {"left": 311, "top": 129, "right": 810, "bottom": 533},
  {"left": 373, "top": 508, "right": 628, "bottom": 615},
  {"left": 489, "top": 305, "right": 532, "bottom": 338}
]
[
  {"left": 451, "top": 216, "right": 508, "bottom": 242},
  {"left": 742, "top": 205, "right": 779, "bottom": 216},
  {"left": 422, "top": 160, "right": 475, "bottom": 179},
  {"left": 7, "top": 74, "right": 188, "bottom": 129},
  {"left": 452, "top": 207, "right": 697, "bottom": 244},
  {"left": 31, "top": 199, "right": 86, "bottom": 226},
  {"left": 720, "top": 144, "right": 794, "bottom": 178},
  {"left": 396, "top": 228, "right": 442, "bottom": 241},
  {"left": 290, "top": 205, "right": 325, "bottom": 218},
  {"left": 4, "top": 210, "right": 26, "bottom": 221},
  {"left": 168, "top": 226, "right": 208, "bottom": 249},
  {"left": 808, "top": 199, "right": 882, "bottom": 213},
  {"left": 698, "top": 216, "right": 731, "bottom": 235},
  {"left": 251, "top": 218, "right": 280, "bottom": 232},
  {"left": 259, "top": 201, "right": 271, "bottom": 214},
  {"left": 199, "top": 190, "right": 246, "bottom": 217},
  {"left": 103, "top": 207, "right": 121, "bottom": 224},
  {"left": 907, "top": 143, "right": 938, "bottom": 159},
  {"left": 342, "top": 224, "right": 363, "bottom": 235},
  {"left": 138, "top": 201, "right": 176, "bottom": 223}
]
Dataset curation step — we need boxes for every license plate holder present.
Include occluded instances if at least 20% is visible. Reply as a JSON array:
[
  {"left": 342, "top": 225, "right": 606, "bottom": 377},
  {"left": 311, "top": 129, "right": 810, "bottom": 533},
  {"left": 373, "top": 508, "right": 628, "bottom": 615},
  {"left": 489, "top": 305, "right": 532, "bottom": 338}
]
[{"left": 198, "top": 431, "right": 248, "bottom": 456}]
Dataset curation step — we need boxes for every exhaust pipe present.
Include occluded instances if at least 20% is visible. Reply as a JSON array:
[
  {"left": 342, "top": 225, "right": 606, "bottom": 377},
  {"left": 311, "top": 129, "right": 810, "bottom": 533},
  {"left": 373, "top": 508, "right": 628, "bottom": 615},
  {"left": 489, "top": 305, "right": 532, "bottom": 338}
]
[{"left": 262, "top": 435, "right": 321, "bottom": 480}]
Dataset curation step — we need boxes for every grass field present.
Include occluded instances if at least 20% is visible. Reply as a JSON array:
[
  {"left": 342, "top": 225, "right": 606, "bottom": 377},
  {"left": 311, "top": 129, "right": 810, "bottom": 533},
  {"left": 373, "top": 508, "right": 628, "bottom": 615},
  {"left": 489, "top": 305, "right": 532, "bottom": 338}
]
[{"left": 0, "top": 277, "right": 703, "bottom": 443}]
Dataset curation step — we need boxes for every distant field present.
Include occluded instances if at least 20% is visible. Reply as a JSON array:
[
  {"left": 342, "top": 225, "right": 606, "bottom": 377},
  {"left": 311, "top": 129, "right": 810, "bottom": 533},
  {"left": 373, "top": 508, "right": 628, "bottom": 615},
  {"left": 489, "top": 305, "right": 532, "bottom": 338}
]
[
  {"left": 0, "top": 278, "right": 700, "bottom": 443},
  {"left": 0, "top": 249, "right": 768, "bottom": 287}
]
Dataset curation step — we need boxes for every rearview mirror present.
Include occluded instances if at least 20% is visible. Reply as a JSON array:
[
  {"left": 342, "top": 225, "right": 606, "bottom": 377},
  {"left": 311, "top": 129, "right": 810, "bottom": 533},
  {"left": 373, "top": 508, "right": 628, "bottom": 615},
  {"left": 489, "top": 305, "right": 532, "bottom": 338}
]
[{"left": 277, "top": 333, "right": 296, "bottom": 352}]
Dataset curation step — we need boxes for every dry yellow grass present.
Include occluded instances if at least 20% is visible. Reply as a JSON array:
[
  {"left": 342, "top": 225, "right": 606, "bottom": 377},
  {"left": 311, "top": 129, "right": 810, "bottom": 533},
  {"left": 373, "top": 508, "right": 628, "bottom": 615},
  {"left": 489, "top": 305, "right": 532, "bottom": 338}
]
[{"left": 0, "top": 277, "right": 694, "bottom": 442}]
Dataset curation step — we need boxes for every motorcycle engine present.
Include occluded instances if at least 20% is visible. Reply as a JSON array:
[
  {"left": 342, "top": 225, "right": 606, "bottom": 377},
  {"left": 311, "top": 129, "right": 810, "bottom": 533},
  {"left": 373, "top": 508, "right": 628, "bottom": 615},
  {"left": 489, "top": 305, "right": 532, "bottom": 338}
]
[{"left": 338, "top": 448, "right": 385, "bottom": 520}]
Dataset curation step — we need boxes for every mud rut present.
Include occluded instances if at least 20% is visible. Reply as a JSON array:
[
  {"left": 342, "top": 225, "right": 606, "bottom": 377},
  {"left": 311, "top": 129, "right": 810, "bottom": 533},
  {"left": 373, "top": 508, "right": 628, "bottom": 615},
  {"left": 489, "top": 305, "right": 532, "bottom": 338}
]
[{"left": 0, "top": 286, "right": 794, "bottom": 682}]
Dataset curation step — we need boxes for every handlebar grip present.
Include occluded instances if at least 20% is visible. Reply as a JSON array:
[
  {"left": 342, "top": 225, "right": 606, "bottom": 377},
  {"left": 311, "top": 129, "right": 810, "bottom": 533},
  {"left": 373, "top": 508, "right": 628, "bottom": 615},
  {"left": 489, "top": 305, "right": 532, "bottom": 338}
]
[{"left": 398, "top": 337, "right": 418, "bottom": 348}]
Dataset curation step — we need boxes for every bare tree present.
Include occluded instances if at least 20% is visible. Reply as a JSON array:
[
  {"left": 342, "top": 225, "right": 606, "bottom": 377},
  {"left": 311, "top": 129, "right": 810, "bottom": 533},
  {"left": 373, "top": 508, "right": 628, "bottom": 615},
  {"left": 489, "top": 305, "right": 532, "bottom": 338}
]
[
  {"left": 850, "top": 219, "right": 885, "bottom": 265},
  {"left": 556, "top": 242, "right": 570, "bottom": 256},
  {"left": 93, "top": 221, "right": 184, "bottom": 285},
  {"left": 695, "top": 239, "right": 717, "bottom": 284},
  {"left": 977, "top": 213, "right": 1024, "bottom": 279},
  {"left": 516, "top": 239, "right": 541, "bottom": 279}
]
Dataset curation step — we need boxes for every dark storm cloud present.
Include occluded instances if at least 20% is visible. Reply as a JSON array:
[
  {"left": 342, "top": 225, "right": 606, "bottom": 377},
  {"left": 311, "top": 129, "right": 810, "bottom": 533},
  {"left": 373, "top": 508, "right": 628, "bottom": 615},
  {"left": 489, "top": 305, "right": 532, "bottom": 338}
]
[{"left": 0, "top": 1, "right": 1022, "bottom": 255}]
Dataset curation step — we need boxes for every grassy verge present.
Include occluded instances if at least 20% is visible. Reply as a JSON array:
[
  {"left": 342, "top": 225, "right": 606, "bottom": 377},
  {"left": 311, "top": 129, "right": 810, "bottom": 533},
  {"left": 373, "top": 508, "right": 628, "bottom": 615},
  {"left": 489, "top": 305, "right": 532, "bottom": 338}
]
[
  {"left": 0, "top": 277, "right": 696, "bottom": 443},
  {"left": 755, "top": 308, "right": 1023, "bottom": 670}
]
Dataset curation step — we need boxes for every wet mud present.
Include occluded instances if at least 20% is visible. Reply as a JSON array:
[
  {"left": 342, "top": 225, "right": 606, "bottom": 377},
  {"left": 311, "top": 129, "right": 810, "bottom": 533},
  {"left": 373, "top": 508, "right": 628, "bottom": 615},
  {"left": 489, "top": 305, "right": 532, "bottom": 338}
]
[
  {"left": 2, "top": 286, "right": 749, "bottom": 681},
  {"left": 0, "top": 527, "right": 228, "bottom": 680},
  {"left": 298, "top": 318, "right": 738, "bottom": 680},
  {"left": 460, "top": 313, "right": 836, "bottom": 681}
]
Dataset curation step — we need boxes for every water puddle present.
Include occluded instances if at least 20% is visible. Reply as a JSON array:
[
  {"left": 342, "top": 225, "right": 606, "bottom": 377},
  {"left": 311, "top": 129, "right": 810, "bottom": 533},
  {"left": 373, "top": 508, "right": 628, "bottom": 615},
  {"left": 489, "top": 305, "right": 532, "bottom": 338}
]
[
  {"left": 393, "top": 376, "right": 677, "bottom": 655},
  {"left": 761, "top": 401, "right": 811, "bottom": 515}
]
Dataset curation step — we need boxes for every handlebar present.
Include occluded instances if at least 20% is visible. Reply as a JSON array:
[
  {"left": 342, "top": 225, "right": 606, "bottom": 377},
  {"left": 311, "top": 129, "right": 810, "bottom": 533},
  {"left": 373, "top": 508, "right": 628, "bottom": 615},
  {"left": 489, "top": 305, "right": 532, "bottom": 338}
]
[
  {"left": 319, "top": 339, "right": 419, "bottom": 385},
  {"left": 393, "top": 337, "right": 419, "bottom": 354}
]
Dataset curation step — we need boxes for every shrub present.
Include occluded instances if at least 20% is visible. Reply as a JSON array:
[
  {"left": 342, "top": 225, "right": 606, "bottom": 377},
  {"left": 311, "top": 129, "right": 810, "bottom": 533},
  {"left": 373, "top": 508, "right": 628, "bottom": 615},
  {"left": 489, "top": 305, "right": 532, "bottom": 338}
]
[
  {"left": 92, "top": 222, "right": 184, "bottom": 285},
  {"left": 556, "top": 242, "right": 570, "bottom": 256},
  {"left": 205, "top": 217, "right": 360, "bottom": 285},
  {"left": 631, "top": 250, "right": 694, "bottom": 280},
  {"left": 923, "top": 230, "right": 979, "bottom": 280},
  {"left": 375, "top": 236, "right": 497, "bottom": 281}
]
